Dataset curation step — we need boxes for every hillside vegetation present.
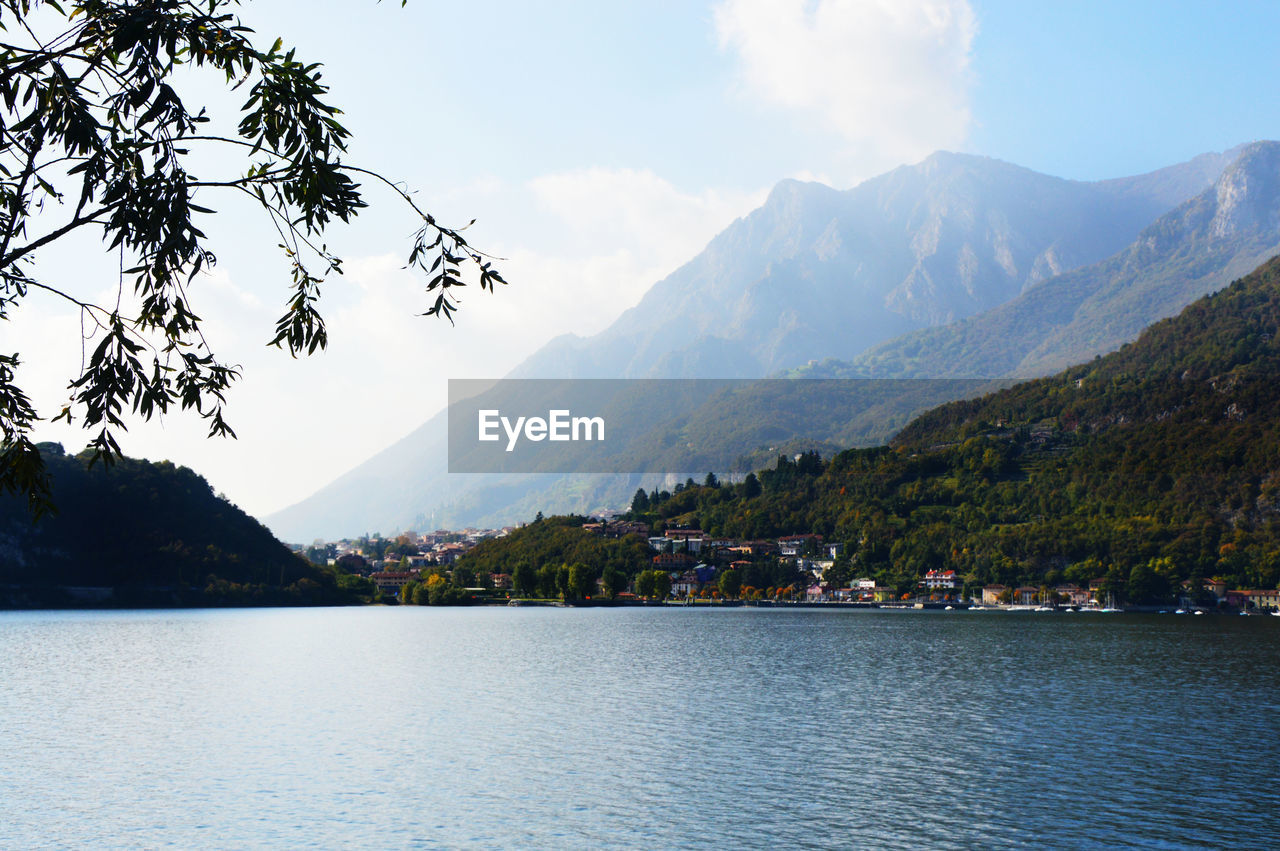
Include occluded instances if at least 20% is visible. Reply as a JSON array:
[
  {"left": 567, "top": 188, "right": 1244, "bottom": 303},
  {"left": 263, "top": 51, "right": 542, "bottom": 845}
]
[
  {"left": 628, "top": 256, "right": 1280, "bottom": 601},
  {"left": 0, "top": 449, "right": 372, "bottom": 607}
]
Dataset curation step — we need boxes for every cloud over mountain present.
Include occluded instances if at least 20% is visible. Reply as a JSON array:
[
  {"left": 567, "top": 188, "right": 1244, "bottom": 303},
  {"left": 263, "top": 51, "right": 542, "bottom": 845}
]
[{"left": 715, "top": 0, "right": 977, "bottom": 176}]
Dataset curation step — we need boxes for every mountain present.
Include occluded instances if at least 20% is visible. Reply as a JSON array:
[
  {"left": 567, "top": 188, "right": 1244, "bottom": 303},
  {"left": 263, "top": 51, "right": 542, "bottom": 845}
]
[
  {"left": 802, "top": 141, "right": 1280, "bottom": 379},
  {"left": 635, "top": 254, "right": 1280, "bottom": 601},
  {"left": 514, "top": 148, "right": 1240, "bottom": 379},
  {"left": 265, "top": 147, "right": 1246, "bottom": 542},
  {"left": 0, "top": 447, "right": 369, "bottom": 607}
]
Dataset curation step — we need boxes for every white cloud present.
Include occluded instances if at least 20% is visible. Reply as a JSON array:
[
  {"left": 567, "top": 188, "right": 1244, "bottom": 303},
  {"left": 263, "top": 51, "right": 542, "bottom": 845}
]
[
  {"left": 524, "top": 167, "right": 764, "bottom": 318},
  {"left": 529, "top": 167, "right": 760, "bottom": 249},
  {"left": 714, "top": 0, "right": 976, "bottom": 174}
]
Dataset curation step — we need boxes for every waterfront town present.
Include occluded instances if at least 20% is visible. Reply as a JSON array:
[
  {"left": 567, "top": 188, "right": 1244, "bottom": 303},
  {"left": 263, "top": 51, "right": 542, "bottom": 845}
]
[{"left": 295, "top": 517, "right": 1280, "bottom": 613}]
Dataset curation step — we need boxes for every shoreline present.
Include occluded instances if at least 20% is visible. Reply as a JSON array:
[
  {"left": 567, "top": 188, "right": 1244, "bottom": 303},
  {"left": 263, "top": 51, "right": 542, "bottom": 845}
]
[{"left": 4, "top": 589, "right": 1276, "bottom": 616}]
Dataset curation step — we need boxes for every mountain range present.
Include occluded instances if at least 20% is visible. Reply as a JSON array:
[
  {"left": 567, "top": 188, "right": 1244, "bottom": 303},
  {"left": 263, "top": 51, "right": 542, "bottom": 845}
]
[
  {"left": 799, "top": 141, "right": 1280, "bottom": 378},
  {"left": 266, "top": 142, "right": 1279, "bottom": 542},
  {"left": 514, "top": 146, "right": 1240, "bottom": 378}
]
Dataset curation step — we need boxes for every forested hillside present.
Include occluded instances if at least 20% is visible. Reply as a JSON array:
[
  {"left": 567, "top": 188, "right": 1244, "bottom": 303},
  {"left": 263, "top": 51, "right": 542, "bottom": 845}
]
[
  {"left": 457, "top": 515, "right": 654, "bottom": 601},
  {"left": 627, "top": 256, "right": 1280, "bottom": 602},
  {"left": 0, "top": 449, "right": 372, "bottom": 607}
]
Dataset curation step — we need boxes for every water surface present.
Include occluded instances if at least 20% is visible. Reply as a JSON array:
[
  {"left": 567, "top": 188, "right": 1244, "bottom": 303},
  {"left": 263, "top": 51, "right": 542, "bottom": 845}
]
[{"left": 2, "top": 607, "right": 1277, "bottom": 848}]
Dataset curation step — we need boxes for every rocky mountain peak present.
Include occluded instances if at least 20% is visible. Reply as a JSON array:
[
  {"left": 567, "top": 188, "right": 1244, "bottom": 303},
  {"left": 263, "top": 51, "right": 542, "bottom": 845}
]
[{"left": 1211, "top": 141, "right": 1280, "bottom": 239}]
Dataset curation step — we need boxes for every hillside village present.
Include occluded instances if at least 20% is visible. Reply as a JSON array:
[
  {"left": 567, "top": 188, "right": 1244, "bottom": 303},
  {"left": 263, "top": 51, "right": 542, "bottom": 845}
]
[{"left": 295, "top": 517, "right": 1280, "bottom": 613}]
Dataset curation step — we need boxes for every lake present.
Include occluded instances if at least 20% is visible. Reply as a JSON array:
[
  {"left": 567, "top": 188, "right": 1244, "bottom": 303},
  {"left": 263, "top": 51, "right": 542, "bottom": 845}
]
[{"left": 2, "top": 606, "right": 1278, "bottom": 848}]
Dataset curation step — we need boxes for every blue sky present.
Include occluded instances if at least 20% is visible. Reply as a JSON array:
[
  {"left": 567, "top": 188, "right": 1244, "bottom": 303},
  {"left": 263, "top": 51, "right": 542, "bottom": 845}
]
[
  {"left": 18, "top": 0, "right": 1280, "bottom": 522},
  {"left": 968, "top": 1, "right": 1280, "bottom": 179}
]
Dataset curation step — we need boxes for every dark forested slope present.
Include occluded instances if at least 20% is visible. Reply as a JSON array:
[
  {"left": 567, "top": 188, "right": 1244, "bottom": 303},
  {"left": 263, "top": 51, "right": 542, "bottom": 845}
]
[{"left": 0, "top": 448, "right": 368, "bottom": 605}]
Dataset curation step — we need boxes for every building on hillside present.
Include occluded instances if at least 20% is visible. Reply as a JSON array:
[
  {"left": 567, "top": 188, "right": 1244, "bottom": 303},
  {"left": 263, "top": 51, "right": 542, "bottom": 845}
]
[
  {"left": 1054, "top": 584, "right": 1090, "bottom": 606},
  {"left": 729, "top": 541, "right": 777, "bottom": 557},
  {"left": 1202, "top": 578, "right": 1228, "bottom": 600},
  {"left": 1013, "top": 586, "right": 1039, "bottom": 606},
  {"left": 672, "top": 571, "right": 700, "bottom": 596},
  {"left": 666, "top": 529, "right": 706, "bottom": 554},
  {"left": 779, "top": 534, "right": 823, "bottom": 557},
  {"left": 1226, "top": 589, "right": 1280, "bottom": 611},
  {"left": 923, "top": 569, "right": 958, "bottom": 590},
  {"left": 795, "top": 558, "right": 831, "bottom": 577},
  {"left": 370, "top": 571, "right": 413, "bottom": 596},
  {"left": 653, "top": 552, "right": 696, "bottom": 570},
  {"left": 982, "top": 585, "right": 1007, "bottom": 605},
  {"left": 433, "top": 542, "right": 469, "bottom": 564},
  {"left": 606, "top": 520, "right": 650, "bottom": 538}
]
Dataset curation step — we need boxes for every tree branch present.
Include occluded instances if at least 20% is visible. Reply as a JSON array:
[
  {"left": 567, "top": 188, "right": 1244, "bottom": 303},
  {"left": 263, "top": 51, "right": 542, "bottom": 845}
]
[{"left": 0, "top": 201, "right": 120, "bottom": 269}]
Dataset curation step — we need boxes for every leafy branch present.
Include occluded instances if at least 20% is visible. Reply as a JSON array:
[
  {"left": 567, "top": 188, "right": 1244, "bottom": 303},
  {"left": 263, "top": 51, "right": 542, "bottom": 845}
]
[{"left": 0, "top": 0, "right": 505, "bottom": 513}]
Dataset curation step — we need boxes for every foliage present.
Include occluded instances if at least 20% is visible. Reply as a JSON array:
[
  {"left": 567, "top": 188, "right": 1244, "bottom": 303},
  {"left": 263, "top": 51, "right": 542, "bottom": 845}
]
[
  {"left": 717, "top": 567, "right": 741, "bottom": 600},
  {"left": 0, "top": 0, "right": 504, "bottom": 513},
  {"left": 458, "top": 515, "right": 650, "bottom": 596},
  {"left": 633, "top": 568, "right": 670, "bottom": 600},
  {"left": 600, "top": 563, "right": 626, "bottom": 600},
  {"left": 630, "top": 487, "right": 649, "bottom": 513}
]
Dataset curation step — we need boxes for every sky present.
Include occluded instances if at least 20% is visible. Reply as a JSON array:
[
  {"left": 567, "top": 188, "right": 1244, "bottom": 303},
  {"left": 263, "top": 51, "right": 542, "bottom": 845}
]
[{"left": 13, "top": 0, "right": 1280, "bottom": 520}]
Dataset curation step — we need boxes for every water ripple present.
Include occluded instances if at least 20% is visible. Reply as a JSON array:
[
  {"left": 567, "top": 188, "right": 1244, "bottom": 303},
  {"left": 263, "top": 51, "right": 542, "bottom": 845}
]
[{"left": 1, "top": 607, "right": 1278, "bottom": 848}]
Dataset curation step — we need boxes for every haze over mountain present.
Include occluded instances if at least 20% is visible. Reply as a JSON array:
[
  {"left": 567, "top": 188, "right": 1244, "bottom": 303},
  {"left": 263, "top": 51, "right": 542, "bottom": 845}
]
[
  {"left": 804, "top": 141, "right": 1280, "bottom": 379},
  {"left": 513, "top": 146, "right": 1240, "bottom": 379},
  {"left": 266, "top": 146, "right": 1253, "bottom": 542}
]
